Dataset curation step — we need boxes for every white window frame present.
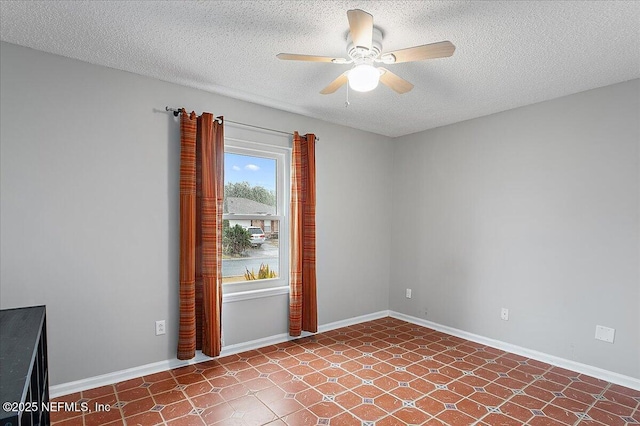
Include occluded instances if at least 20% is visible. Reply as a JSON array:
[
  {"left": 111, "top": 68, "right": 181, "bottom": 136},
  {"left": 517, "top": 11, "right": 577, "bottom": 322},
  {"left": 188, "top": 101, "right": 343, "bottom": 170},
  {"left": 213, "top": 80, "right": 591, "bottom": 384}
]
[{"left": 222, "top": 137, "right": 290, "bottom": 297}]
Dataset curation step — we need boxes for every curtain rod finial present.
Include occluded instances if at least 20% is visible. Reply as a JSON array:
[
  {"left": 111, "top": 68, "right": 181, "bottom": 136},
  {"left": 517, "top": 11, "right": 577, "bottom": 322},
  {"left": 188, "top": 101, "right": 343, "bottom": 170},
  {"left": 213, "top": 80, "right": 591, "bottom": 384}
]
[{"left": 166, "top": 106, "right": 181, "bottom": 117}]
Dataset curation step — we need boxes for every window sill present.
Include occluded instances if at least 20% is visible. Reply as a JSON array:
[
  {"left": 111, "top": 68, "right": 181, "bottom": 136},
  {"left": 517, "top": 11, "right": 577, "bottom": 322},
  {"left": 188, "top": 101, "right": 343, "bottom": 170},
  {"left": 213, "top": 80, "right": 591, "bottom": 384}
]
[{"left": 222, "top": 285, "right": 290, "bottom": 303}]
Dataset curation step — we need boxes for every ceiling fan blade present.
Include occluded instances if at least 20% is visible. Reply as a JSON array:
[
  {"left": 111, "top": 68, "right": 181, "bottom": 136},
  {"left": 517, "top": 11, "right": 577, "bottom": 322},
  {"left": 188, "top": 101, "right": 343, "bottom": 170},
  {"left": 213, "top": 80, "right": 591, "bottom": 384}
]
[
  {"left": 383, "top": 41, "right": 455, "bottom": 63},
  {"left": 276, "top": 53, "right": 340, "bottom": 63},
  {"left": 347, "top": 9, "right": 373, "bottom": 51},
  {"left": 379, "top": 68, "right": 414, "bottom": 94},
  {"left": 320, "top": 72, "right": 348, "bottom": 94}
]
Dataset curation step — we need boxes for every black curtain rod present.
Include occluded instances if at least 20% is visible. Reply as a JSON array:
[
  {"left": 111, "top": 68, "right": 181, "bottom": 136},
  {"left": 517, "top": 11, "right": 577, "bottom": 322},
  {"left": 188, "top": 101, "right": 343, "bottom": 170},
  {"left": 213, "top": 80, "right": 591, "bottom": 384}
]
[{"left": 165, "top": 107, "right": 319, "bottom": 142}]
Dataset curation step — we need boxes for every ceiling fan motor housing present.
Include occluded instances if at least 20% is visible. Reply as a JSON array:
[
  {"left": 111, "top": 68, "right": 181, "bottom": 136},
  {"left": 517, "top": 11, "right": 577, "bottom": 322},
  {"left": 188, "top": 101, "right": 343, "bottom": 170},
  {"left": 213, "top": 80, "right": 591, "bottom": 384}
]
[{"left": 347, "top": 27, "right": 383, "bottom": 60}]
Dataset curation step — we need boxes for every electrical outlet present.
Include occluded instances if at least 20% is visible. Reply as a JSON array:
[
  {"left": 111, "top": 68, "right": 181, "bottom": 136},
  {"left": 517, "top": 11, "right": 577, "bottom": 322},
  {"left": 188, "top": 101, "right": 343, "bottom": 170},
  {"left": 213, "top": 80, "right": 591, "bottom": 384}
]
[
  {"left": 155, "top": 320, "right": 166, "bottom": 336},
  {"left": 406, "top": 289, "right": 412, "bottom": 298},
  {"left": 595, "top": 325, "right": 615, "bottom": 343},
  {"left": 500, "top": 308, "right": 509, "bottom": 321}
]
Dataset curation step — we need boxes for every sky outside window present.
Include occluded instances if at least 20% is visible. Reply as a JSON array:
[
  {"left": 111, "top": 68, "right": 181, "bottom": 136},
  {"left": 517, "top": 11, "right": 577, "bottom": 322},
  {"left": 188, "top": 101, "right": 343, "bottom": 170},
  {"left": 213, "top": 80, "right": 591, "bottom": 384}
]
[{"left": 224, "top": 153, "right": 276, "bottom": 192}]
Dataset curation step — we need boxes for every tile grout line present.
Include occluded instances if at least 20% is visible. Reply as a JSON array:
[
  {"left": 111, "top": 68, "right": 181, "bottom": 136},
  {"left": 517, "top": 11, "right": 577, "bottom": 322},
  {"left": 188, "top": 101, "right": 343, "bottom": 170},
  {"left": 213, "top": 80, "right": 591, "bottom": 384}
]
[
  {"left": 54, "top": 318, "right": 636, "bottom": 426},
  {"left": 150, "top": 325, "right": 614, "bottom": 426},
  {"left": 572, "top": 381, "right": 610, "bottom": 426},
  {"left": 536, "top": 373, "right": 608, "bottom": 426},
  {"left": 472, "top": 358, "right": 556, "bottom": 425},
  {"left": 75, "top": 336, "right": 499, "bottom": 424},
  {"left": 319, "top": 322, "right": 617, "bottom": 425},
  {"left": 199, "top": 322, "right": 566, "bottom": 425},
  {"left": 295, "top": 325, "right": 526, "bottom": 424},
  {"left": 285, "top": 325, "right": 432, "bottom": 424},
  {"left": 186, "top": 326, "right": 616, "bottom": 426}
]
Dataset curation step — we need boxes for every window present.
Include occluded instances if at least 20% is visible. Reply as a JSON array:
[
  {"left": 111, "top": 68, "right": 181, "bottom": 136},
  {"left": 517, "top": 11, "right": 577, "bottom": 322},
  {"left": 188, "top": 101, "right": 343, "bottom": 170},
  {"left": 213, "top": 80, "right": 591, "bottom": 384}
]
[{"left": 222, "top": 138, "right": 289, "bottom": 294}]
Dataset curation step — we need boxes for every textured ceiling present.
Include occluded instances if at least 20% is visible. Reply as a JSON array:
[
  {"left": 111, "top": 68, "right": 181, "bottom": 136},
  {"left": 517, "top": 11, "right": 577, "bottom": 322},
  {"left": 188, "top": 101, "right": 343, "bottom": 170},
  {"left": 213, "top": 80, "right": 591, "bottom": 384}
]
[{"left": 1, "top": 1, "right": 639, "bottom": 137}]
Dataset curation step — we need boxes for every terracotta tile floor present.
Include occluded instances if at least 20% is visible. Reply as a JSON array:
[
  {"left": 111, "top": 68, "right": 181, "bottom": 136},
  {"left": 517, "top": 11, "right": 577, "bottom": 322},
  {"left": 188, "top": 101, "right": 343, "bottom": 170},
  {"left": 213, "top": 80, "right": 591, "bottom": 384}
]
[{"left": 51, "top": 317, "right": 640, "bottom": 425}]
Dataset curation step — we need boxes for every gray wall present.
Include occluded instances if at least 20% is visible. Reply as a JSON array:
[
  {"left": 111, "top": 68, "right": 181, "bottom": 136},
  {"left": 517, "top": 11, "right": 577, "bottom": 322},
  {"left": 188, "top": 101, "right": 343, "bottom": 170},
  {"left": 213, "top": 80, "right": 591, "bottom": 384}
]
[
  {"left": 2, "top": 40, "right": 638, "bottom": 386},
  {"left": 390, "top": 79, "right": 640, "bottom": 378},
  {"left": 0, "top": 42, "right": 393, "bottom": 385}
]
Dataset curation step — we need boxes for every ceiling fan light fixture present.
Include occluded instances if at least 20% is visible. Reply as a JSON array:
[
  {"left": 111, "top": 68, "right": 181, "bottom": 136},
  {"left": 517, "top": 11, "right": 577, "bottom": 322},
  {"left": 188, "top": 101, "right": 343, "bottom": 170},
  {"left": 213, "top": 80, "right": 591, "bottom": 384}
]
[{"left": 348, "top": 64, "right": 380, "bottom": 92}]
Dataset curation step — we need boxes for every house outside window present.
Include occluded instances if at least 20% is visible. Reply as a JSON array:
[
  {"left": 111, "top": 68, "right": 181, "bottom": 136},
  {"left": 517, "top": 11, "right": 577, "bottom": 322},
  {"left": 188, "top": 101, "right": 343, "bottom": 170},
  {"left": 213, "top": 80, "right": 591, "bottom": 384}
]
[{"left": 222, "top": 139, "right": 289, "bottom": 294}]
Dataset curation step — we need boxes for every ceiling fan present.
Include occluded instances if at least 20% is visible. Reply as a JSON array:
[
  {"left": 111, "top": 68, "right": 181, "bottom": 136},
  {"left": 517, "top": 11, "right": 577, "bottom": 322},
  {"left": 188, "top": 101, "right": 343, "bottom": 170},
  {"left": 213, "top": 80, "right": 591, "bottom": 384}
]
[{"left": 277, "top": 9, "right": 455, "bottom": 95}]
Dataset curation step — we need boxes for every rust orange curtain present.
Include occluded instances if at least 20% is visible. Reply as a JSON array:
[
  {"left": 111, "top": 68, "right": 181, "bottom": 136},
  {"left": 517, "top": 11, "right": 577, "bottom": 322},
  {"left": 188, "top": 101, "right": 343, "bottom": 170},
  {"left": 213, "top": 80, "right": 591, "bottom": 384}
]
[
  {"left": 289, "top": 132, "right": 317, "bottom": 336},
  {"left": 178, "top": 110, "right": 224, "bottom": 359}
]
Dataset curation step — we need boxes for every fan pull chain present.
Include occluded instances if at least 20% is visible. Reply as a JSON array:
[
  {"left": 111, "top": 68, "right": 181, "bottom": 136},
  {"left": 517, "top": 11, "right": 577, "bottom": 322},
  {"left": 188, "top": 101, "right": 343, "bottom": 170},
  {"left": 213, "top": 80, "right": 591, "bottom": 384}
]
[{"left": 345, "top": 84, "right": 350, "bottom": 108}]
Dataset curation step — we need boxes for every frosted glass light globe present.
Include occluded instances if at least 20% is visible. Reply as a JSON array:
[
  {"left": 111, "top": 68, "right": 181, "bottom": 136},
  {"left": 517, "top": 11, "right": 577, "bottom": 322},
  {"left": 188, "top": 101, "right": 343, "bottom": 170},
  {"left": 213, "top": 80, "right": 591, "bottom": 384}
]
[{"left": 348, "top": 64, "right": 380, "bottom": 92}]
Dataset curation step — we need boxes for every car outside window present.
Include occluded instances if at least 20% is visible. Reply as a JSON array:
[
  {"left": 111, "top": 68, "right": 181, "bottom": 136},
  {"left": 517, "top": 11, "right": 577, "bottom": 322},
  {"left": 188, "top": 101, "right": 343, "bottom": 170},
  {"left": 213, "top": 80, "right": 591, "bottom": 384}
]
[{"left": 222, "top": 141, "right": 289, "bottom": 294}]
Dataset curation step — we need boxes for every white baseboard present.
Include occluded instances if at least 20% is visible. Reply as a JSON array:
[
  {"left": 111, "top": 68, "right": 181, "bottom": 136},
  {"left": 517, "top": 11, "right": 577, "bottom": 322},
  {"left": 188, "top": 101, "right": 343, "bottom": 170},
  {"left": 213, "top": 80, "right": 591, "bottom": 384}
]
[
  {"left": 389, "top": 310, "right": 640, "bottom": 391},
  {"left": 318, "top": 310, "right": 390, "bottom": 333},
  {"left": 50, "top": 310, "right": 389, "bottom": 398},
  {"left": 49, "top": 352, "right": 214, "bottom": 398},
  {"left": 51, "top": 309, "right": 638, "bottom": 397}
]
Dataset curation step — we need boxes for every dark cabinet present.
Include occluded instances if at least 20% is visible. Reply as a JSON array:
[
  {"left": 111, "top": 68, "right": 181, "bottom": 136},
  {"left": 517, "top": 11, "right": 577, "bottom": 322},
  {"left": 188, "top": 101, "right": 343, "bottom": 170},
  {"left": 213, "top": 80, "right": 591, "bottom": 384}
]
[{"left": 0, "top": 306, "right": 50, "bottom": 426}]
